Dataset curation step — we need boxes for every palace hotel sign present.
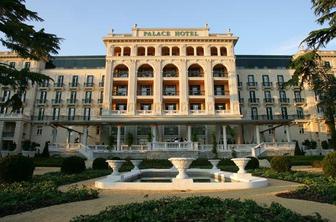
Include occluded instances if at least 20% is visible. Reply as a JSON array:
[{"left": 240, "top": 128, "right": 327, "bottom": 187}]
[{"left": 143, "top": 31, "right": 199, "bottom": 37}]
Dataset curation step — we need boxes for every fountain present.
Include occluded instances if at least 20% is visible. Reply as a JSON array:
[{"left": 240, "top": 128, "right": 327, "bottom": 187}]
[
  {"left": 209, "top": 159, "right": 220, "bottom": 172},
  {"left": 168, "top": 157, "right": 194, "bottom": 179},
  {"left": 106, "top": 160, "right": 125, "bottom": 176},
  {"left": 130, "top": 159, "right": 142, "bottom": 171}
]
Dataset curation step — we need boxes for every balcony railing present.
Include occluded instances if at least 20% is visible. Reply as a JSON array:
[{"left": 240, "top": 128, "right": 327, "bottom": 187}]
[
  {"left": 54, "top": 82, "right": 64, "bottom": 88},
  {"left": 188, "top": 71, "right": 204, "bottom": 77},
  {"left": 113, "top": 90, "right": 128, "bottom": 96},
  {"left": 248, "top": 98, "right": 260, "bottom": 104},
  {"left": 277, "top": 82, "right": 285, "bottom": 88},
  {"left": 190, "top": 109, "right": 206, "bottom": 114},
  {"left": 163, "top": 71, "right": 178, "bottom": 77},
  {"left": 263, "top": 98, "right": 275, "bottom": 103},
  {"left": 247, "top": 82, "right": 258, "bottom": 88},
  {"left": 82, "top": 99, "right": 92, "bottom": 104},
  {"left": 213, "top": 71, "right": 228, "bottom": 77},
  {"left": 189, "top": 90, "right": 205, "bottom": 96},
  {"left": 163, "top": 90, "right": 179, "bottom": 96},
  {"left": 214, "top": 90, "right": 229, "bottom": 96},
  {"left": 164, "top": 110, "right": 179, "bottom": 115},
  {"left": 67, "top": 99, "right": 77, "bottom": 105},
  {"left": 137, "top": 89, "right": 153, "bottom": 96},
  {"left": 109, "top": 110, "right": 127, "bottom": 115},
  {"left": 215, "top": 109, "right": 230, "bottom": 114},
  {"left": 69, "top": 82, "right": 79, "bottom": 88},
  {"left": 36, "top": 99, "right": 47, "bottom": 105},
  {"left": 32, "top": 115, "right": 99, "bottom": 121},
  {"left": 137, "top": 71, "right": 153, "bottom": 78},
  {"left": 2, "top": 132, "right": 15, "bottom": 138},
  {"left": 294, "top": 98, "right": 305, "bottom": 103},
  {"left": 84, "top": 82, "right": 94, "bottom": 87},
  {"left": 262, "top": 82, "right": 273, "bottom": 88},
  {"left": 247, "top": 115, "right": 307, "bottom": 121},
  {"left": 113, "top": 72, "right": 128, "bottom": 78},
  {"left": 279, "top": 98, "right": 290, "bottom": 103},
  {"left": 137, "top": 110, "right": 153, "bottom": 115},
  {"left": 51, "top": 99, "right": 63, "bottom": 105}
]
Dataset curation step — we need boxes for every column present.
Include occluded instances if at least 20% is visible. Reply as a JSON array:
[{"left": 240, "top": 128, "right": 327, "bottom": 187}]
[
  {"left": 153, "top": 61, "right": 162, "bottom": 114},
  {"left": 13, "top": 121, "right": 24, "bottom": 153},
  {"left": 52, "top": 127, "right": 57, "bottom": 143},
  {"left": 255, "top": 125, "right": 261, "bottom": 144},
  {"left": 151, "top": 125, "right": 157, "bottom": 142},
  {"left": 103, "top": 60, "right": 113, "bottom": 112},
  {"left": 117, "top": 125, "right": 121, "bottom": 150},
  {"left": 187, "top": 125, "right": 192, "bottom": 142},
  {"left": 222, "top": 125, "right": 227, "bottom": 150},
  {"left": 179, "top": 59, "right": 188, "bottom": 114},
  {"left": 128, "top": 61, "right": 137, "bottom": 115},
  {"left": 285, "top": 125, "right": 291, "bottom": 142},
  {"left": 82, "top": 126, "right": 88, "bottom": 145},
  {"left": 204, "top": 60, "right": 215, "bottom": 114},
  {"left": 66, "top": 129, "right": 71, "bottom": 145}
]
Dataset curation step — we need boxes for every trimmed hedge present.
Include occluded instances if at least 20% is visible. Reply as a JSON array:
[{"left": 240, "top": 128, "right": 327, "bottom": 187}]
[
  {"left": 245, "top": 156, "right": 259, "bottom": 170},
  {"left": 61, "top": 156, "right": 86, "bottom": 174},
  {"left": 71, "top": 197, "right": 326, "bottom": 222},
  {"left": 92, "top": 158, "right": 108, "bottom": 170},
  {"left": 322, "top": 152, "right": 336, "bottom": 178},
  {"left": 0, "top": 155, "right": 35, "bottom": 183},
  {"left": 270, "top": 156, "right": 291, "bottom": 172}
]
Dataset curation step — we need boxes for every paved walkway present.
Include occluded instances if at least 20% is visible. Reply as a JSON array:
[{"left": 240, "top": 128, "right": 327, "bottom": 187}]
[
  {"left": 33, "top": 167, "right": 60, "bottom": 175},
  {"left": 2, "top": 177, "right": 336, "bottom": 222},
  {"left": 292, "top": 165, "right": 323, "bottom": 173}
]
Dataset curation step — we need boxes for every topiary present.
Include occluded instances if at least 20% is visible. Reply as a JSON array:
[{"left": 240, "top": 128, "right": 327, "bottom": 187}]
[
  {"left": 0, "top": 155, "right": 35, "bottom": 183},
  {"left": 322, "top": 151, "right": 336, "bottom": 178},
  {"left": 41, "top": 141, "right": 50, "bottom": 157},
  {"left": 321, "top": 141, "right": 329, "bottom": 150},
  {"left": 270, "top": 156, "right": 291, "bottom": 172},
  {"left": 92, "top": 158, "right": 108, "bottom": 170},
  {"left": 61, "top": 156, "right": 86, "bottom": 174},
  {"left": 245, "top": 156, "right": 259, "bottom": 170}
]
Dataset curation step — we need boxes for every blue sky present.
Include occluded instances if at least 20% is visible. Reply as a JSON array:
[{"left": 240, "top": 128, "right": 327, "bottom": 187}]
[{"left": 2, "top": 0, "right": 335, "bottom": 55}]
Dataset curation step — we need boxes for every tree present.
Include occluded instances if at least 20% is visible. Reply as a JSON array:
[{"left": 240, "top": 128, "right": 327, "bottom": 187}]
[{"left": 0, "top": 0, "right": 61, "bottom": 110}]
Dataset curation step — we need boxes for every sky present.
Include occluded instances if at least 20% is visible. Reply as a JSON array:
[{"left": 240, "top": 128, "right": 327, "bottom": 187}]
[{"left": 2, "top": 0, "right": 335, "bottom": 56}]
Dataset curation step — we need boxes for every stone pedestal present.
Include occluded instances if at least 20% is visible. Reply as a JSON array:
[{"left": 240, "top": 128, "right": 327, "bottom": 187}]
[{"left": 168, "top": 157, "right": 194, "bottom": 179}]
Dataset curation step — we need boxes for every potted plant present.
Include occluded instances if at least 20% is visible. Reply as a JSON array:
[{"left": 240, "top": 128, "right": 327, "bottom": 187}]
[{"left": 22, "top": 140, "right": 39, "bottom": 158}]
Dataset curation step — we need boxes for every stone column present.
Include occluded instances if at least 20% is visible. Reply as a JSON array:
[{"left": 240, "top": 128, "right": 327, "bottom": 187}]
[
  {"left": 204, "top": 60, "right": 215, "bottom": 114},
  {"left": 128, "top": 61, "right": 137, "bottom": 115},
  {"left": 103, "top": 60, "right": 113, "bottom": 112},
  {"left": 179, "top": 59, "right": 188, "bottom": 114},
  {"left": 153, "top": 60, "right": 162, "bottom": 114},
  {"left": 52, "top": 127, "right": 57, "bottom": 143},
  {"left": 255, "top": 125, "right": 261, "bottom": 144},
  {"left": 82, "top": 126, "right": 88, "bottom": 145},
  {"left": 151, "top": 125, "right": 157, "bottom": 142},
  {"left": 13, "top": 121, "right": 24, "bottom": 153},
  {"left": 187, "top": 125, "right": 192, "bottom": 142},
  {"left": 117, "top": 125, "right": 121, "bottom": 150},
  {"left": 285, "top": 125, "right": 291, "bottom": 142},
  {"left": 222, "top": 125, "right": 227, "bottom": 150}
]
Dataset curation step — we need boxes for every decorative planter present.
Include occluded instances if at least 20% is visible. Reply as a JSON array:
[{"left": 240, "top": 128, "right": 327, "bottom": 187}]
[
  {"left": 231, "top": 158, "right": 250, "bottom": 174},
  {"left": 106, "top": 160, "right": 126, "bottom": 176},
  {"left": 168, "top": 157, "right": 194, "bottom": 179},
  {"left": 209, "top": 159, "right": 220, "bottom": 171},
  {"left": 130, "top": 159, "right": 143, "bottom": 171},
  {"left": 22, "top": 150, "right": 36, "bottom": 158}
]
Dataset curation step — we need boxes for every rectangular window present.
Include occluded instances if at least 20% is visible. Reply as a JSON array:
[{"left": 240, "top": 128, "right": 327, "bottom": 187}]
[
  {"left": 37, "top": 127, "right": 43, "bottom": 135},
  {"left": 57, "top": 75, "right": 64, "bottom": 85},
  {"left": 38, "top": 107, "right": 45, "bottom": 120},
  {"left": 68, "top": 108, "right": 75, "bottom": 120},
  {"left": 266, "top": 107, "right": 273, "bottom": 120},
  {"left": 247, "top": 75, "right": 255, "bottom": 83},
  {"left": 3, "top": 90, "right": 11, "bottom": 101},
  {"left": 297, "top": 107, "right": 304, "bottom": 119},
  {"left": 264, "top": 91, "right": 271, "bottom": 99},
  {"left": 251, "top": 107, "right": 258, "bottom": 120},
  {"left": 190, "top": 103, "right": 201, "bottom": 110},
  {"left": 85, "top": 91, "right": 92, "bottom": 102},
  {"left": 52, "top": 108, "right": 60, "bottom": 120},
  {"left": 294, "top": 91, "right": 301, "bottom": 99},
  {"left": 86, "top": 75, "right": 94, "bottom": 86},
  {"left": 39, "top": 91, "right": 47, "bottom": 102},
  {"left": 84, "top": 107, "right": 91, "bottom": 120},
  {"left": 249, "top": 91, "right": 256, "bottom": 102},
  {"left": 281, "top": 107, "right": 288, "bottom": 119},
  {"left": 262, "top": 75, "right": 269, "bottom": 83},
  {"left": 55, "top": 91, "right": 62, "bottom": 102},
  {"left": 277, "top": 75, "right": 284, "bottom": 83},
  {"left": 71, "top": 75, "right": 79, "bottom": 86},
  {"left": 116, "top": 104, "right": 127, "bottom": 110},
  {"left": 70, "top": 91, "right": 77, "bottom": 102},
  {"left": 141, "top": 104, "right": 151, "bottom": 110},
  {"left": 279, "top": 90, "right": 286, "bottom": 99},
  {"left": 165, "top": 104, "right": 176, "bottom": 110}
]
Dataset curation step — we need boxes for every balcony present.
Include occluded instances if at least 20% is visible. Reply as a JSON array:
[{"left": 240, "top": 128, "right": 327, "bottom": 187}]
[
  {"left": 248, "top": 98, "right": 260, "bottom": 105},
  {"left": 215, "top": 109, "right": 230, "bottom": 114},
  {"left": 164, "top": 110, "right": 179, "bottom": 115},
  {"left": 163, "top": 71, "right": 178, "bottom": 78},
  {"left": 262, "top": 82, "right": 273, "bottom": 89},
  {"left": 68, "top": 82, "right": 79, "bottom": 88},
  {"left": 163, "top": 90, "right": 179, "bottom": 96},
  {"left": 39, "top": 82, "right": 50, "bottom": 88},
  {"left": 67, "top": 99, "right": 77, "bottom": 105},
  {"left": 113, "top": 72, "right": 128, "bottom": 78},
  {"left": 294, "top": 98, "right": 306, "bottom": 105},
  {"left": 54, "top": 82, "right": 64, "bottom": 88},
  {"left": 137, "top": 110, "right": 153, "bottom": 115},
  {"left": 188, "top": 71, "right": 204, "bottom": 77},
  {"left": 189, "top": 90, "right": 205, "bottom": 96},
  {"left": 51, "top": 99, "right": 63, "bottom": 105},
  {"left": 36, "top": 99, "right": 48, "bottom": 105},
  {"left": 279, "top": 98, "right": 290, "bottom": 104},
  {"left": 84, "top": 82, "right": 94, "bottom": 88},
  {"left": 214, "top": 90, "right": 229, "bottom": 96},
  {"left": 246, "top": 82, "right": 258, "bottom": 89},
  {"left": 247, "top": 115, "right": 302, "bottom": 121},
  {"left": 137, "top": 71, "right": 153, "bottom": 78},
  {"left": 82, "top": 98, "right": 92, "bottom": 105},
  {"left": 276, "top": 82, "right": 285, "bottom": 89},
  {"left": 213, "top": 71, "right": 228, "bottom": 78},
  {"left": 110, "top": 110, "right": 127, "bottom": 115},
  {"left": 137, "top": 89, "right": 153, "bottom": 96},
  {"left": 190, "top": 109, "right": 206, "bottom": 115},
  {"left": 263, "top": 98, "right": 275, "bottom": 104},
  {"left": 113, "top": 90, "right": 128, "bottom": 96}
]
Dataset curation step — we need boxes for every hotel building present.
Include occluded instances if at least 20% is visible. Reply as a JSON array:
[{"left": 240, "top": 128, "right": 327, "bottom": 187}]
[{"left": 0, "top": 25, "right": 334, "bottom": 158}]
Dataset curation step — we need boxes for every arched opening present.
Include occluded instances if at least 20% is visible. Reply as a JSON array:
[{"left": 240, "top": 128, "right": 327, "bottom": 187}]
[
  {"left": 220, "top": 47, "right": 227, "bottom": 56},
  {"left": 113, "top": 64, "right": 129, "bottom": 77},
  {"left": 137, "top": 64, "right": 154, "bottom": 77},
  {"left": 213, "top": 64, "right": 228, "bottom": 77},
  {"left": 137, "top": 47, "right": 145, "bottom": 56},
  {"left": 188, "top": 64, "right": 204, "bottom": 77},
  {"left": 114, "top": 47, "right": 122, "bottom": 56},
  {"left": 162, "top": 64, "right": 179, "bottom": 77},
  {"left": 186, "top": 46, "right": 194, "bottom": 56},
  {"left": 196, "top": 47, "right": 204, "bottom": 56},
  {"left": 123, "top": 47, "right": 131, "bottom": 56},
  {"left": 147, "top": 47, "right": 155, "bottom": 56},
  {"left": 161, "top": 47, "right": 170, "bottom": 56},
  {"left": 210, "top": 47, "right": 218, "bottom": 56},
  {"left": 172, "top": 47, "right": 180, "bottom": 56}
]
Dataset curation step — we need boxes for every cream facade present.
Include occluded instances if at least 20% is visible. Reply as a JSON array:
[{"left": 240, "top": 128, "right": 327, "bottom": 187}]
[{"left": 0, "top": 26, "right": 334, "bottom": 156}]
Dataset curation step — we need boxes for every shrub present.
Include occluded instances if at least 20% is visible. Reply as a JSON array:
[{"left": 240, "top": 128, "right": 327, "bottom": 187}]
[
  {"left": 322, "top": 151, "right": 336, "bottom": 178},
  {"left": 92, "top": 158, "right": 108, "bottom": 170},
  {"left": 61, "top": 156, "right": 86, "bottom": 174},
  {"left": 0, "top": 155, "right": 35, "bottom": 183},
  {"left": 312, "top": 160, "right": 322, "bottom": 168},
  {"left": 321, "top": 140, "right": 329, "bottom": 150},
  {"left": 294, "top": 140, "right": 304, "bottom": 155},
  {"left": 245, "top": 156, "right": 259, "bottom": 170},
  {"left": 270, "top": 156, "right": 291, "bottom": 172},
  {"left": 41, "top": 141, "right": 50, "bottom": 157}
]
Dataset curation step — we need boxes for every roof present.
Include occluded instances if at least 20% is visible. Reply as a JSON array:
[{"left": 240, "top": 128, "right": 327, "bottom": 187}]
[{"left": 45, "top": 54, "right": 293, "bottom": 69}]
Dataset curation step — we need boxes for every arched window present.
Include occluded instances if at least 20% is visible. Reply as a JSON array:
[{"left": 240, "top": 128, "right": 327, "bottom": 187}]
[
  {"left": 186, "top": 46, "right": 194, "bottom": 56},
  {"left": 147, "top": 47, "right": 155, "bottom": 56},
  {"left": 210, "top": 47, "right": 218, "bottom": 56},
  {"left": 196, "top": 47, "right": 204, "bottom": 56},
  {"left": 137, "top": 47, "right": 145, "bottom": 56},
  {"left": 162, "top": 64, "right": 179, "bottom": 77},
  {"left": 172, "top": 47, "right": 180, "bottom": 56},
  {"left": 113, "top": 64, "right": 129, "bottom": 78},
  {"left": 213, "top": 64, "right": 228, "bottom": 77},
  {"left": 220, "top": 47, "right": 227, "bottom": 56},
  {"left": 114, "top": 47, "right": 122, "bottom": 56},
  {"left": 123, "top": 47, "right": 131, "bottom": 56},
  {"left": 161, "top": 47, "right": 170, "bottom": 56},
  {"left": 137, "top": 64, "right": 154, "bottom": 77},
  {"left": 188, "top": 64, "right": 204, "bottom": 77}
]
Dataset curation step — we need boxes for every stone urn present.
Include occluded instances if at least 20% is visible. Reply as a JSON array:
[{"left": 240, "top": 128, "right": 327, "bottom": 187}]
[
  {"left": 106, "top": 160, "right": 125, "bottom": 176},
  {"left": 168, "top": 158, "right": 194, "bottom": 179},
  {"left": 231, "top": 158, "right": 250, "bottom": 174},
  {"left": 209, "top": 159, "right": 220, "bottom": 171},
  {"left": 130, "top": 159, "right": 143, "bottom": 171}
]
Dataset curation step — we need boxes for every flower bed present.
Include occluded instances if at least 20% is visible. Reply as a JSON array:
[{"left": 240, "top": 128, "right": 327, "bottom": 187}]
[{"left": 71, "top": 196, "right": 326, "bottom": 222}]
